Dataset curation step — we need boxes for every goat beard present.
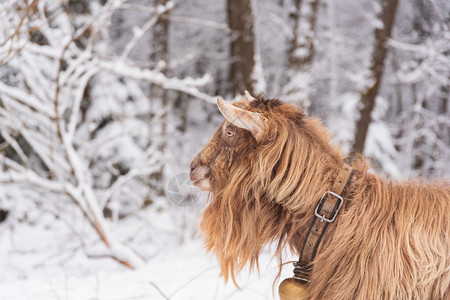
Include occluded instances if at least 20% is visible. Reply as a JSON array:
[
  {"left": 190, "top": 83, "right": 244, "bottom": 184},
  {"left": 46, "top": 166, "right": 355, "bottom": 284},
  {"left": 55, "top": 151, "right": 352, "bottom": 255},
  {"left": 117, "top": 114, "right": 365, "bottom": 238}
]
[{"left": 199, "top": 169, "right": 296, "bottom": 286}]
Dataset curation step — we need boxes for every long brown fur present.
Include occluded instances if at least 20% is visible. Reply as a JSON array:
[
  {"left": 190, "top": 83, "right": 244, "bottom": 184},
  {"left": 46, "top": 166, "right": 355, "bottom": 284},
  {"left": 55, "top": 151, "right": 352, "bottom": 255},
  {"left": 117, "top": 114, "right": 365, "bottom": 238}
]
[{"left": 193, "top": 98, "right": 450, "bottom": 299}]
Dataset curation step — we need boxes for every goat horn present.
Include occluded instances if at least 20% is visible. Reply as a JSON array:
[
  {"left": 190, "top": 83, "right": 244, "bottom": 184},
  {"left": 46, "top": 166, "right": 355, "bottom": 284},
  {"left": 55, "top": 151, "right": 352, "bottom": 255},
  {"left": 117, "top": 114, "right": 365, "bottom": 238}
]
[
  {"left": 244, "top": 90, "right": 256, "bottom": 102},
  {"left": 217, "top": 97, "right": 265, "bottom": 141}
]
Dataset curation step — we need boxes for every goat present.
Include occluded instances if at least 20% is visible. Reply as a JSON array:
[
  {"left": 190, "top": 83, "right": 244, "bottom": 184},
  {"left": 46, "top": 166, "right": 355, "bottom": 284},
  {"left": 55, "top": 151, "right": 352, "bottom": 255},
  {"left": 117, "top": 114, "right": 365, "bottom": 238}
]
[{"left": 190, "top": 95, "right": 449, "bottom": 299}]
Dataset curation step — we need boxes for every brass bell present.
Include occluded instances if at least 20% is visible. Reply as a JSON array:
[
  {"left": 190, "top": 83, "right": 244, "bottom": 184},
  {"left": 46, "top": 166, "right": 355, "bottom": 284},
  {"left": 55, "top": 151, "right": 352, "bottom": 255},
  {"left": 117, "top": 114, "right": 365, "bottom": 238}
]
[{"left": 278, "top": 277, "right": 309, "bottom": 300}]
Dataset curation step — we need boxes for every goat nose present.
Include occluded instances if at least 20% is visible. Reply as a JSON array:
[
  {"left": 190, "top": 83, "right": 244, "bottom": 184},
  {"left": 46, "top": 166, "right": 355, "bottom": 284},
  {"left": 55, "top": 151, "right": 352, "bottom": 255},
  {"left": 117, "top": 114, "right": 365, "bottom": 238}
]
[{"left": 190, "top": 160, "right": 198, "bottom": 173}]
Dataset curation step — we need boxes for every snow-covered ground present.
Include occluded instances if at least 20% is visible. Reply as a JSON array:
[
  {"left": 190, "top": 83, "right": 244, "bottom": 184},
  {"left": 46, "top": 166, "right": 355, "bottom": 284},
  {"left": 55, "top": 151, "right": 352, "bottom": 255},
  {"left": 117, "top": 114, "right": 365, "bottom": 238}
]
[{"left": 0, "top": 239, "right": 294, "bottom": 300}]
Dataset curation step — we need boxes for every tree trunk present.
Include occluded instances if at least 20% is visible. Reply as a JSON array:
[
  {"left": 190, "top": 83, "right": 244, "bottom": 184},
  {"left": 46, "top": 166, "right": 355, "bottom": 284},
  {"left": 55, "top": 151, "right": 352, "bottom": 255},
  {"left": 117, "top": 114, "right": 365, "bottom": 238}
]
[
  {"left": 149, "top": 0, "right": 172, "bottom": 196},
  {"left": 288, "top": 0, "right": 319, "bottom": 67},
  {"left": 287, "top": 0, "right": 303, "bottom": 67},
  {"left": 150, "top": 0, "right": 171, "bottom": 101},
  {"left": 227, "top": 0, "right": 258, "bottom": 96},
  {"left": 411, "top": 83, "right": 425, "bottom": 171},
  {"left": 283, "top": 0, "right": 320, "bottom": 113},
  {"left": 352, "top": 0, "right": 400, "bottom": 154}
]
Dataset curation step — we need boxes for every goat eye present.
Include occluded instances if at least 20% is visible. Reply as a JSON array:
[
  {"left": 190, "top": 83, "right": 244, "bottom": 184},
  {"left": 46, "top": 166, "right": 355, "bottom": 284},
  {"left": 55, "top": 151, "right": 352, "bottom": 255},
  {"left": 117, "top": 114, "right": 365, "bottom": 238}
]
[{"left": 226, "top": 130, "right": 234, "bottom": 137}]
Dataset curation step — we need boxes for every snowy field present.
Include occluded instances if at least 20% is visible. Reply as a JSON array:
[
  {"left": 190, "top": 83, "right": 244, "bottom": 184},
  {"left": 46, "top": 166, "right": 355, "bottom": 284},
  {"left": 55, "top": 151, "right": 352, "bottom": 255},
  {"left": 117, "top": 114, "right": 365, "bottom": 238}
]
[{"left": 0, "top": 239, "right": 294, "bottom": 300}]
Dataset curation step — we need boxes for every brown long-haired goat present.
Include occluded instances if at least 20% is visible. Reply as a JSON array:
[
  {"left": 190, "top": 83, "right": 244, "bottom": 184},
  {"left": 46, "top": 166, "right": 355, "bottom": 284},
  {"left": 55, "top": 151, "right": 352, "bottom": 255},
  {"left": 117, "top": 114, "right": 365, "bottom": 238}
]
[{"left": 190, "top": 95, "right": 449, "bottom": 299}]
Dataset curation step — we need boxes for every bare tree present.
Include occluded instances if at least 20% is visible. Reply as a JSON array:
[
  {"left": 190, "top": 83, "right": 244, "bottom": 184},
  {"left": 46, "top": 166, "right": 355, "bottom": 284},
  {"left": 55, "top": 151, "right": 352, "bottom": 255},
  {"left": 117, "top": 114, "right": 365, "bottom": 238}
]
[
  {"left": 226, "top": 0, "right": 265, "bottom": 96},
  {"left": 149, "top": 0, "right": 172, "bottom": 101},
  {"left": 352, "top": 0, "right": 400, "bottom": 154},
  {"left": 148, "top": 0, "right": 173, "bottom": 195},
  {"left": 283, "top": 0, "right": 320, "bottom": 113}
]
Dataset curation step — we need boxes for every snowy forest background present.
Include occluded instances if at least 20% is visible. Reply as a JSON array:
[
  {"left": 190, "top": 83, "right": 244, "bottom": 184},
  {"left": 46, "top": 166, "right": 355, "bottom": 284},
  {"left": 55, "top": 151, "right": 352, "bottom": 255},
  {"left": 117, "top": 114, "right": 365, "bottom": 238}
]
[{"left": 0, "top": 0, "right": 448, "bottom": 299}]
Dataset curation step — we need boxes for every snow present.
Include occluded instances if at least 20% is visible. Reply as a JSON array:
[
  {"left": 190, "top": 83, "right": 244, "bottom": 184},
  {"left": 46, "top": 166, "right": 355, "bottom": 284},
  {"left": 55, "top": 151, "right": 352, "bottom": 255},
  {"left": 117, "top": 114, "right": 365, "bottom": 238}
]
[
  {"left": 0, "top": 239, "right": 293, "bottom": 300},
  {"left": 0, "top": 81, "right": 54, "bottom": 118},
  {"left": 365, "top": 121, "right": 401, "bottom": 178}
]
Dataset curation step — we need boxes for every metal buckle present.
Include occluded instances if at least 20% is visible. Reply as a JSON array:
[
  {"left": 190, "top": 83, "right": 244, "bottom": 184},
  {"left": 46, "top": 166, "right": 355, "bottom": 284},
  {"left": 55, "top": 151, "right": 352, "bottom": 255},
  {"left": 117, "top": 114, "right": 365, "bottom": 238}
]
[{"left": 314, "top": 191, "right": 343, "bottom": 223}]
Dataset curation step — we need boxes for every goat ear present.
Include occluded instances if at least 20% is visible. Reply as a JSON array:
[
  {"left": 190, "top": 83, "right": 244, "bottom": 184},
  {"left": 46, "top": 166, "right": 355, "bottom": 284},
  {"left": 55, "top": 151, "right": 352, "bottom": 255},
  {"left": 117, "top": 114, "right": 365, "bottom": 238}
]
[
  {"left": 244, "top": 90, "right": 256, "bottom": 102},
  {"left": 217, "top": 97, "right": 265, "bottom": 141}
]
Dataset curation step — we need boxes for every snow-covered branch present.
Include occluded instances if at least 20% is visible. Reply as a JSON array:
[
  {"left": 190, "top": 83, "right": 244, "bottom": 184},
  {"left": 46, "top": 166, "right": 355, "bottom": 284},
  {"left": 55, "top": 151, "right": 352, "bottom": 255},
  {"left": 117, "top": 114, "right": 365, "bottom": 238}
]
[
  {"left": 120, "top": 1, "right": 175, "bottom": 59},
  {"left": 0, "top": 0, "right": 217, "bottom": 272},
  {"left": 98, "top": 59, "right": 216, "bottom": 103}
]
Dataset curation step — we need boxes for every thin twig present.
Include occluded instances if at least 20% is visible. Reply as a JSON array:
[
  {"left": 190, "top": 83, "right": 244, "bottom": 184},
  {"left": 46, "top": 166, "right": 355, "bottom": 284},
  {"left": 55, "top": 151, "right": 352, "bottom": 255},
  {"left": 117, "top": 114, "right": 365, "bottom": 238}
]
[
  {"left": 0, "top": 0, "right": 39, "bottom": 47},
  {"left": 169, "top": 266, "right": 216, "bottom": 298},
  {"left": 149, "top": 281, "right": 171, "bottom": 300}
]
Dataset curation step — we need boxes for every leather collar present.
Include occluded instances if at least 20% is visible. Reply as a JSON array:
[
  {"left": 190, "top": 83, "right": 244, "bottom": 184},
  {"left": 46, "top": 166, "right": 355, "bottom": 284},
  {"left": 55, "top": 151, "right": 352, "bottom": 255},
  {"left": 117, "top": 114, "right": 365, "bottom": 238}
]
[{"left": 293, "top": 163, "right": 353, "bottom": 283}]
